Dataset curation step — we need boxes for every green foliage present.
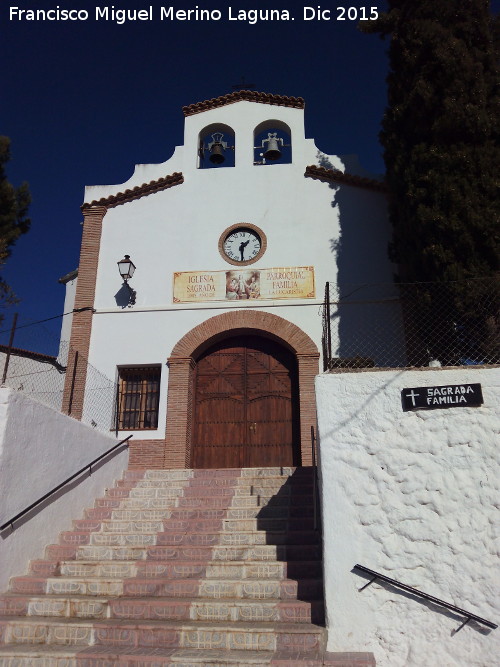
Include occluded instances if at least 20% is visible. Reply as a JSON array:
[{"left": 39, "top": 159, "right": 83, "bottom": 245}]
[
  {"left": 363, "top": 0, "right": 499, "bottom": 363},
  {"left": 0, "top": 136, "right": 31, "bottom": 314},
  {"left": 0, "top": 137, "right": 31, "bottom": 248}
]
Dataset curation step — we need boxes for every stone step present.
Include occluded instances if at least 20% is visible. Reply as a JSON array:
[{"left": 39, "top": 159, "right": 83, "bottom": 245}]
[
  {"left": 45, "top": 543, "right": 323, "bottom": 562},
  {"left": 120, "top": 467, "right": 311, "bottom": 482},
  {"left": 54, "top": 529, "right": 320, "bottom": 549},
  {"left": 72, "top": 517, "right": 315, "bottom": 533},
  {"left": 0, "top": 644, "right": 338, "bottom": 666},
  {"left": 113, "top": 487, "right": 314, "bottom": 501},
  {"left": 84, "top": 504, "right": 314, "bottom": 520},
  {"left": 9, "top": 577, "right": 323, "bottom": 600},
  {"left": 194, "top": 467, "right": 304, "bottom": 478},
  {"left": 0, "top": 646, "right": 376, "bottom": 667},
  {"left": 93, "top": 494, "right": 312, "bottom": 509},
  {"left": 29, "top": 559, "right": 323, "bottom": 580},
  {"left": 152, "top": 475, "right": 311, "bottom": 487},
  {"left": 0, "top": 595, "right": 323, "bottom": 624},
  {"left": 0, "top": 617, "right": 324, "bottom": 652},
  {"left": 115, "top": 480, "right": 314, "bottom": 494}
]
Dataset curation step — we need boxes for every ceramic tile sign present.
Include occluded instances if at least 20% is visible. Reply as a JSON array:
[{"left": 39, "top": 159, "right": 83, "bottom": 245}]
[
  {"left": 173, "top": 267, "right": 315, "bottom": 303},
  {"left": 402, "top": 383, "right": 483, "bottom": 411}
]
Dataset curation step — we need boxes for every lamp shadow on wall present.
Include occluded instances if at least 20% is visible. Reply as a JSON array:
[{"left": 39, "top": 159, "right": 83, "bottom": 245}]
[{"left": 115, "top": 284, "right": 135, "bottom": 308}]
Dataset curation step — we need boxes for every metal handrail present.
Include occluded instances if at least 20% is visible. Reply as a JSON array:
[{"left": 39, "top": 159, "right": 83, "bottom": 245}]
[
  {"left": 311, "top": 425, "right": 319, "bottom": 531},
  {"left": 354, "top": 564, "right": 497, "bottom": 631},
  {"left": 0, "top": 435, "right": 132, "bottom": 531}
]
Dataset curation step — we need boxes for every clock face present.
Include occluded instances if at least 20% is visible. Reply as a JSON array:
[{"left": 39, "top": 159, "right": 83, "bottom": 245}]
[{"left": 223, "top": 228, "right": 262, "bottom": 263}]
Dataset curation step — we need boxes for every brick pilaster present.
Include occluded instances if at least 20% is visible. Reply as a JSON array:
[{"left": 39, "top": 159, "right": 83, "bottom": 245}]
[
  {"left": 62, "top": 206, "right": 106, "bottom": 420},
  {"left": 163, "top": 357, "right": 196, "bottom": 468},
  {"left": 297, "top": 352, "right": 320, "bottom": 465}
]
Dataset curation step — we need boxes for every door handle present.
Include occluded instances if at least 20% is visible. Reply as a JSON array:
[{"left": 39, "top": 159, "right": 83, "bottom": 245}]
[{"left": 249, "top": 422, "right": 257, "bottom": 432}]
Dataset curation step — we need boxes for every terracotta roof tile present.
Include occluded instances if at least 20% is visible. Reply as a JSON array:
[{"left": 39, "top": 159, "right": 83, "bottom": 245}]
[
  {"left": 0, "top": 344, "right": 60, "bottom": 365},
  {"left": 82, "top": 172, "right": 184, "bottom": 210},
  {"left": 183, "top": 91, "right": 305, "bottom": 116},
  {"left": 305, "top": 165, "right": 387, "bottom": 193}
]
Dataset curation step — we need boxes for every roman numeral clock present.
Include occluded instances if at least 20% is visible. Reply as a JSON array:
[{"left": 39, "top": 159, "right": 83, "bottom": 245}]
[{"left": 218, "top": 223, "right": 267, "bottom": 266}]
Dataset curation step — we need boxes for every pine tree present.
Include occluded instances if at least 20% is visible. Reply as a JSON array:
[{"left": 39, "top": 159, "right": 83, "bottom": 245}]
[
  {"left": 363, "top": 0, "right": 499, "bottom": 364},
  {"left": 0, "top": 136, "right": 31, "bottom": 314}
]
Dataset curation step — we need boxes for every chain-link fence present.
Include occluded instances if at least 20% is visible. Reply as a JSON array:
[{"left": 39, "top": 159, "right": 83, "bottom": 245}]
[
  {"left": 322, "top": 278, "right": 500, "bottom": 371},
  {"left": 0, "top": 314, "right": 118, "bottom": 434}
]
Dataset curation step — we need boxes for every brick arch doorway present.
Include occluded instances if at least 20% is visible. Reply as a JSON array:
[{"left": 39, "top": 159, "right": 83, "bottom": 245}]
[
  {"left": 192, "top": 334, "right": 300, "bottom": 469},
  {"left": 164, "top": 311, "right": 319, "bottom": 469}
]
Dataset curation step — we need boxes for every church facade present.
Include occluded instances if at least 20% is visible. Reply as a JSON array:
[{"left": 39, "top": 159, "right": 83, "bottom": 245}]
[{"left": 61, "top": 91, "right": 394, "bottom": 469}]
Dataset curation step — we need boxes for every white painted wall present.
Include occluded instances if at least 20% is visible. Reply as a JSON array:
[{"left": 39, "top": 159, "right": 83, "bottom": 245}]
[
  {"left": 80, "top": 98, "right": 399, "bottom": 436},
  {"left": 315, "top": 367, "right": 500, "bottom": 666},
  {"left": 0, "top": 388, "right": 128, "bottom": 592}
]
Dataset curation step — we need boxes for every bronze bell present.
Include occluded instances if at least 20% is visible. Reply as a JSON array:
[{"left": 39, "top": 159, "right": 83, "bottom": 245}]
[
  {"left": 209, "top": 142, "right": 225, "bottom": 164},
  {"left": 263, "top": 133, "right": 283, "bottom": 161}
]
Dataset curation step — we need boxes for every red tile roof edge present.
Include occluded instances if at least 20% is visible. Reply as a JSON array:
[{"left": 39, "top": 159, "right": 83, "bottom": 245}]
[
  {"left": 0, "top": 344, "right": 59, "bottom": 365},
  {"left": 82, "top": 172, "right": 184, "bottom": 210},
  {"left": 305, "top": 165, "right": 387, "bottom": 192},
  {"left": 183, "top": 91, "right": 305, "bottom": 116}
]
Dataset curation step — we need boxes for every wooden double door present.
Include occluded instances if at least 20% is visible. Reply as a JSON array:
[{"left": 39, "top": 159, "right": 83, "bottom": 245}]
[{"left": 192, "top": 335, "right": 300, "bottom": 468}]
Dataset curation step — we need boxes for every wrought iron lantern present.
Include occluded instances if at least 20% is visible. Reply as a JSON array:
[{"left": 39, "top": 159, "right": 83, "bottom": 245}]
[{"left": 117, "top": 255, "right": 136, "bottom": 282}]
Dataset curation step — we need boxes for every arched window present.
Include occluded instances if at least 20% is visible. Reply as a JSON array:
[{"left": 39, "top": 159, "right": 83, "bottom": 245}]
[
  {"left": 253, "top": 120, "right": 291, "bottom": 166},
  {"left": 198, "top": 123, "right": 235, "bottom": 169}
]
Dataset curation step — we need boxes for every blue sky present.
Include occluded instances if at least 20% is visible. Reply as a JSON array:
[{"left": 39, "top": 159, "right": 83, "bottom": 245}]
[{"left": 1, "top": 1, "right": 497, "bottom": 353}]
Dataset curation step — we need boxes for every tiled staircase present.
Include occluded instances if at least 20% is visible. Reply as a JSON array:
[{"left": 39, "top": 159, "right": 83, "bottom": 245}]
[{"left": 0, "top": 466, "right": 375, "bottom": 666}]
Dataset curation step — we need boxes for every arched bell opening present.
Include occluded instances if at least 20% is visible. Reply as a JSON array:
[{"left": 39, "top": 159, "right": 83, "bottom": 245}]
[
  {"left": 253, "top": 119, "right": 292, "bottom": 166},
  {"left": 198, "top": 123, "right": 235, "bottom": 169}
]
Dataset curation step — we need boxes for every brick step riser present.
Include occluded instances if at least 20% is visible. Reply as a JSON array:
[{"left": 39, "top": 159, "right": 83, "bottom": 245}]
[
  {"left": 0, "top": 650, "right": 376, "bottom": 667},
  {"left": 110, "top": 477, "right": 312, "bottom": 488},
  {"left": 0, "top": 655, "right": 320, "bottom": 667},
  {"left": 29, "top": 560, "right": 322, "bottom": 579},
  {"left": 0, "top": 620, "right": 323, "bottom": 652},
  {"left": 45, "top": 544, "right": 323, "bottom": 562},
  {"left": 121, "top": 467, "right": 313, "bottom": 480},
  {"left": 113, "top": 481, "right": 313, "bottom": 498},
  {"left": 0, "top": 597, "right": 323, "bottom": 624},
  {"left": 94, "top": 495, "right": 314, "bottom": 509},
  {"left": 72, "top": 518, "right": 316, "bottom": 533},
  {"left": 55, "top": 530, "right": 320, "bottom": 549},
  {"left": 84, "top": 505, "right": 315, "bottom": 520},
  {"left": 9, "top": 578, "right": 323, "bottom": 600},
  {"left": 193, "top": 467, "right": 303, "bottom": 477},
  {"left": 114, "top": 481, "right": 314, "bottom": 494},
  {"left": 112, "top": 487, "right": 315, "bottom": 501}
]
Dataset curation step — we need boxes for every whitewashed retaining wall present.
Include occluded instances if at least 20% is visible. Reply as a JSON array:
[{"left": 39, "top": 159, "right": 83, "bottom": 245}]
[
  {"left": 0, "top": 388, "right": 128, "bottom": 592},
  {"left": 315, "top": 367, "right": 500, "bottom": 667}
]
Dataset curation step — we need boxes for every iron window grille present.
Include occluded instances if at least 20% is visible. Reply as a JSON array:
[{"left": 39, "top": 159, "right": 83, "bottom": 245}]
[{"left": 117, "top": 366, "right": 161, "bottom": 430}]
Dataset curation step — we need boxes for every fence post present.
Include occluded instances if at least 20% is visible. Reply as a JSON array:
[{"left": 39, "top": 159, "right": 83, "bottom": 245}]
[
  {"left": 323, "top": 282, "right": 331, "bottom": 371},
  {"left": 115, "top": 377, "right": 120, "bottom": 437},
  {"left": 2, "top": 313, "right": 18, "bottom": 385}
]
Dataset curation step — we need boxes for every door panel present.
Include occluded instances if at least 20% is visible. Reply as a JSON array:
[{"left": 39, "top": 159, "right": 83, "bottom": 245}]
[{"left": 191, "top": 335, "right": 299, "bottom": 468}]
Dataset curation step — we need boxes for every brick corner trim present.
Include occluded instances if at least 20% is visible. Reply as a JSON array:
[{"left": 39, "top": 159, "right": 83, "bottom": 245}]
[{"left": 82, "top": 172, "right": 184, "bottom": 210}]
